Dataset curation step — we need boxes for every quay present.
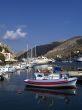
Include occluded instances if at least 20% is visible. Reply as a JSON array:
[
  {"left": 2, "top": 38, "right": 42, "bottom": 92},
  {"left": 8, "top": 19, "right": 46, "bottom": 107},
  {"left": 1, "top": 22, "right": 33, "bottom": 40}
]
[
  {"left": 68, "top": 71, "right": 82, "bottom": 77},
  {"left": 65, "top": 71, "right": 82, "bottom": 82}
]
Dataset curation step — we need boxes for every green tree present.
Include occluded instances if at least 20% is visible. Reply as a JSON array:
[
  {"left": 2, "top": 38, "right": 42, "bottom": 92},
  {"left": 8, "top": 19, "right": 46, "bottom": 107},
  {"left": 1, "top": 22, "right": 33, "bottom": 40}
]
[
  {"left": 4, "top": 47, "right": 10, "bottom": 52},
  {"left": 0, "top": 46, "right": 2, "bottom": 52},
  {"left": 0, "top": 53, "right": 5, "bottom": 62}
]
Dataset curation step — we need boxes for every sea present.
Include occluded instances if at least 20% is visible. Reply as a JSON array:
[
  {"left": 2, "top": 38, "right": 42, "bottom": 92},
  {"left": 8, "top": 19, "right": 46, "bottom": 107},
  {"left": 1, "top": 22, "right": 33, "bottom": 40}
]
[{"left": 0, "top": 61, "right": 82, "bottom": 110}]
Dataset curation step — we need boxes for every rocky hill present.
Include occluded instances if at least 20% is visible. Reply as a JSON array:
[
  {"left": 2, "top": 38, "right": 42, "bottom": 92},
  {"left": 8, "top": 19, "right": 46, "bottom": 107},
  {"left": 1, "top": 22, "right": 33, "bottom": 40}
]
[
  {"left": 0, "top": 41, "right": 16, "bottom": 62},
  {"left": 45, "top": 36, "right": 82, "bottom": 59},
  {"left": 17, "top": 41, "right": 63, "bottom": 60},
  {"left": 17, "top": 36, "right": 82, "bottom": 60}
]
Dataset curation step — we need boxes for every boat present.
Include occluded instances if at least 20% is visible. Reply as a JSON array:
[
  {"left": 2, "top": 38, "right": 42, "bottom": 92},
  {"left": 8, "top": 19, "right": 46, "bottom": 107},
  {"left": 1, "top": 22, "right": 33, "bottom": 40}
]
[
  {"left": 76, "top": 57, "right": 82, "bottom": 62},
  {"left": 33, "top": 56, "right": 54, "bottom": 64},
  {"left": 24, "top": 72, "right": 77, "bottom": 88},
  {"left": 0, "top": 64, "right": 16, "bottom": 73}
]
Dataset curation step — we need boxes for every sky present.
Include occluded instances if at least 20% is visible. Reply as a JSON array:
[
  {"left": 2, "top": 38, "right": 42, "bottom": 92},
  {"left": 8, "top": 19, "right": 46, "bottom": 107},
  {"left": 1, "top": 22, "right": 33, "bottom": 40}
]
[{"left": 0, "top": 0, "right": 82, "bottom": 52}]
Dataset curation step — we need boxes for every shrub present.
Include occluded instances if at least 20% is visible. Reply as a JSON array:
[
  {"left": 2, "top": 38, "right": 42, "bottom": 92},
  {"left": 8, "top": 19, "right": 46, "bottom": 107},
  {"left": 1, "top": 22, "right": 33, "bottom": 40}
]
[
  {"left": 0, "top": 53, "right": 5, "bottom": 62},
  {"left": 0, "top": 46, "right": 2, "bottom": 52},
  {"left": 4, "top": 47, "right": 10, "bottom": 52}
]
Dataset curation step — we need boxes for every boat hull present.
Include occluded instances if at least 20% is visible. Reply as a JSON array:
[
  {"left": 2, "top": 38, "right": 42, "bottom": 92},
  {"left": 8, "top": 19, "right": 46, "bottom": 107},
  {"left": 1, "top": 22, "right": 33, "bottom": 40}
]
[{"left": 24, "top": 77, "right": 77, "bottom": 88}]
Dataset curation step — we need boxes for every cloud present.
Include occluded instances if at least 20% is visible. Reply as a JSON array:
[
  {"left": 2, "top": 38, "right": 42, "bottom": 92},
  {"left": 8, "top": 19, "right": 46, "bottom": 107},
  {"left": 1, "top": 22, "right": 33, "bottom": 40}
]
[{"left": 3, "top": 28, "right": 27, "bottom": 40}]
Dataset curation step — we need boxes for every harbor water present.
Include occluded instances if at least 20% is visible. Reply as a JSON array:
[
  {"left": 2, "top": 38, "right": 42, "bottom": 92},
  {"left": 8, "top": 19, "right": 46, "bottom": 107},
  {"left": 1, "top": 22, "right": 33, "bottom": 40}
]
[{"left": 0, "top": 62, "right": 82, "bottom": 110}]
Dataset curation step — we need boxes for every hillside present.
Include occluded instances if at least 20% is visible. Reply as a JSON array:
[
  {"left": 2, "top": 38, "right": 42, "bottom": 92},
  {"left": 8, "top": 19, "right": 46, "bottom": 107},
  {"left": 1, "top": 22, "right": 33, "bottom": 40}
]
[
  {"left": 17, "top": 41, "right": 63, "bottom": 60},
  {"left": 45, "top": 36, "right": 82, "bottom": 59},
  {"left": 0, "top": 41, "right": 16, "bottom": 62},
  {"left": 17, "top": 36, "right": 82, "bottom": 60}
]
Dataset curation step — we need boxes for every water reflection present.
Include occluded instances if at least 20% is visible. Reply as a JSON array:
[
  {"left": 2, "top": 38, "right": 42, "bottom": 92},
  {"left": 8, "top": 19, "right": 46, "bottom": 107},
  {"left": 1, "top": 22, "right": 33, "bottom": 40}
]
[
  {"left": 3, "top": 73, "right": 11, "bottom": 80},
  {"left": 0, "top": 70, "right": 26, "bottom": 92},
  {"left": 25, "top": 86, "right": 76, "bottom": 106},
  {"left": 35, "top": 93, "right": 71, "bottom": 106}
]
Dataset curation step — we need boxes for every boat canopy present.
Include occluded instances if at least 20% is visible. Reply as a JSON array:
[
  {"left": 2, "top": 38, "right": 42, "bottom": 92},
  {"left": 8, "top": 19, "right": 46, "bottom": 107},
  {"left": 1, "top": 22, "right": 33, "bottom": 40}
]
[{"left": 53, "top": 67, "right": 62, "bottom": 73}]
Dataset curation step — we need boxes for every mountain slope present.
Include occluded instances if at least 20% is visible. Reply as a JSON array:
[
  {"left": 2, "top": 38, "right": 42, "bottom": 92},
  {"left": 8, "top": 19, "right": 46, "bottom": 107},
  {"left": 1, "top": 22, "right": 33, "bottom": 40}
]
[
  {"left": 17, "top": 36, "right": 82, "bottom": 60},
  {"left": 45, "top": 36, "right": 82, "bottom": 58},
  {"left": 0, "top": 41, "right": 16, "bottom": 62},
  {"left": 17, "top": 41, "right": 63, "bottom": 59}
]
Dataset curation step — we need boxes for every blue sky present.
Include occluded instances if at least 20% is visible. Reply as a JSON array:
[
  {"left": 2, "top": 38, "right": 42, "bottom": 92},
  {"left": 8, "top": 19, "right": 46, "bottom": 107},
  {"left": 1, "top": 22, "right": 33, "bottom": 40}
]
[{"left": 0, "top": 0, "right": 82, "bottom": 52}]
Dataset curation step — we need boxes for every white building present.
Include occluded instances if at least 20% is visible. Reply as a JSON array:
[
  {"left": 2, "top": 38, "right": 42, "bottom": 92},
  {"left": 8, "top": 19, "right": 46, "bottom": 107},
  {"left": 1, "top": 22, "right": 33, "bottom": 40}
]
[{"left": 0, "top": 48, "right": 17, "bottom": 62}]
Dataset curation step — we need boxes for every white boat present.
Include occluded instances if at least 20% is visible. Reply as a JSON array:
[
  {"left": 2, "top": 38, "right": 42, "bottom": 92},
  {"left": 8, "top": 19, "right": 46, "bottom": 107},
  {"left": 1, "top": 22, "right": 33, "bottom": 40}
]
[
  {"left": 76, "top": 57, "right": 82, "bottom": 62},
  {"left": 33, "top": 56, "right": 54, "bottom": 64},
  {"left": 24, "top": 72, "right": 77, "bottom": 88},
  {"left": 14, "top": 63, "right": 27, "bottom": 70},
  {"left": 0, "top": 64, "right": 16, "bottom": 73}
]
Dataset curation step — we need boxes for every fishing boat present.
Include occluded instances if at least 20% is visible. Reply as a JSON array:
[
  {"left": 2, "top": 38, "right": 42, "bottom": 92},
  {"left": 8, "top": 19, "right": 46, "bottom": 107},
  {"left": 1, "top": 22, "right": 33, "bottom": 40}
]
[{"left": 24, "top": 72, "right": 77, "bottom": 88}]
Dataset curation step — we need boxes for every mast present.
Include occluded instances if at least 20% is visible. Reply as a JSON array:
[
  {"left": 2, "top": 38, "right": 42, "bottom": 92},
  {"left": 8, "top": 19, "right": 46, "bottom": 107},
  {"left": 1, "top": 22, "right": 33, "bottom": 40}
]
[
  {"left": 31, "top": 48, "right": 32, "bottom": 58},
  {"left": 27, "top": 44, "right": 28, "bottom": 61},
  {"left": 35, "top": 45, "right": 37, "bottom": 57}
]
